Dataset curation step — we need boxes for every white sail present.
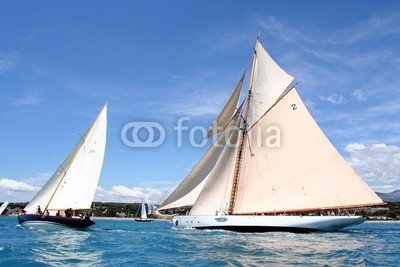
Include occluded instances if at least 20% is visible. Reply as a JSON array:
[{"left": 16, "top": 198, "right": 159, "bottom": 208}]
[
  {"left": 145, "top": 199, "right": 154, "bottom": 215},
  {"left": 250, "top": 41, "right": 294, "bottom": 124},
  {"left": 0, "top": 201, "right": 9, "bottom": 214},
  {"left": 158, "top": 176, "right": 210, "bottom": 210},
  {"left": 158, "top": 80, "right": 243, "bottom": 211},
  {"left": 140, "top": 199, "right": 147, "bottom": 219},
  {"left": 190, "top": 113, "right": 241, "bottom": 216},
  {"left": 234, "top": 88, "right": 384, "bottom": 214},
  {"left": 206, "top": 73, "right": 244, "bottom": 138},
  {"left": 24, "top": 104, "right": 107, "bottom": 214}
]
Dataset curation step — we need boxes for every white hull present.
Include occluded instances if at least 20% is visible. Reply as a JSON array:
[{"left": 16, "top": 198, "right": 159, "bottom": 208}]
[{"left": 172, "top": 215, "right": 366, "bottom": 232}]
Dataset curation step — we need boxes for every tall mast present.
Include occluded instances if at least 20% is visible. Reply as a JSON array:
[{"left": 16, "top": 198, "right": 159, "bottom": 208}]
[{"left": 228, "top": 39, "right": 258, "bottom": 215}]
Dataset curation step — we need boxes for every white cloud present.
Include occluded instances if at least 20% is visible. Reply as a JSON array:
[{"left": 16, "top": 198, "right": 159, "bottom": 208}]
[
  {"left": 0, "top": 51, "right": 19, "bottom": 74},
  {"left": 0, "top": 178, "right": 40, "bottom": 192},
  {"left": 318, "top": 94, "right": 346, "bottom": 105},
  {"left": 0, "top": 91, "right": 43, "bottom": 107},
  {"left": 255, "top": 15, "right": 314, "bottom": 44},
  {"left": 329, "top": 12, "right": 400, "bottom": 44},
  {"left": 353, "top": 89, "right": 367, "bottom": 102},
  {"left": 12, "top": 93, "right": 43, "bottom": 106},
  {"left": 345, "top": 143, "right": 400, "bottom": 192},
  {"left": 94, "top": 185, "right": 164, "bottom": 204},
  {"left": 0, "top": 178, "right": 40, "bottom": 198},
  {"left": 344, "top": 143, "right": 367, "bottom": 153}
]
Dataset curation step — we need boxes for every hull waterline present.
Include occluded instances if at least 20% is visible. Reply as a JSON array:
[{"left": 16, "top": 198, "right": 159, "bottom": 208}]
[
  {"left": 18, "top": 214, "right": 95, "bottom": 228},
  {"left": 172, "top": 215, "right": 366, "bottom": 233}
]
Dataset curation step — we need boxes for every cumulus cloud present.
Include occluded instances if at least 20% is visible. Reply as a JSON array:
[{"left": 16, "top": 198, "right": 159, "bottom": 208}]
[
  {"left": 0, "top": 178, "right": 39, "bottom": 192},
  {"left": 94, "top": 185, "right": 164, "bottom": 204},
  {"left": 344, "top": 143, "right": 400, "bottom": 192}
]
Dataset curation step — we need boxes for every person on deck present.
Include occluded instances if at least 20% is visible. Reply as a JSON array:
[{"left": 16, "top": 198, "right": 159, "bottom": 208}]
[
  {"left": 65, "top": 208, "right": 73, "bottom": 218},
  {"left": 37, "top": 205, "right": 42, "bottom": 215}
]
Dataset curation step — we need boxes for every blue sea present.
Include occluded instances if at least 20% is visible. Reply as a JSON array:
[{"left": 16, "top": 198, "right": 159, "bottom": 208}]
[{"left": 1, "top": 216, "right": 399, "bottom": 266}]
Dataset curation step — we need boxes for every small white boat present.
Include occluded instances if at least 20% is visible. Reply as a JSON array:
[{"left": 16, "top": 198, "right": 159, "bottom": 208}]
[{"left": 135, "top": 198, "right": 154, "bottom": 222}]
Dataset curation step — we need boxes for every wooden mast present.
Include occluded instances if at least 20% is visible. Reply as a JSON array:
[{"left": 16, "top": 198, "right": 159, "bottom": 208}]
[{"left": 227, "top": 39, "right": 258, "bottom": 215}]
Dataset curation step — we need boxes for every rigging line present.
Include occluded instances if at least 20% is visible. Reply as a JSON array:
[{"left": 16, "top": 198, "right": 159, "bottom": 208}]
[{"left": 247, "top": 81, "right": 299, "bottom": 132}]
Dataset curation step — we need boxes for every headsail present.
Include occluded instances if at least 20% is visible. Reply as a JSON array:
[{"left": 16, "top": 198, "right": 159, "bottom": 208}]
[
  {"left": 206, "top": 72, "right": 245, "bottom": 138},
  {"left": 24, "top": 104, "right": 107, "bottom": 214},
  {"left": 190, "top": 110, "right": 241, "bottom": 216},
  {"left": 158, "top": 76, "right": 244, "bottom": 211}
]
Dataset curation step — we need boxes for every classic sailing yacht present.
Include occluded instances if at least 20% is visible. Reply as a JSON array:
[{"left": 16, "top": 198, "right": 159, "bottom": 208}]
[
  {"left": 158, "top": 39, "right": 384, "bottom": 232},
  {"left": 18, "top": 104, "right": 107, "bottom": 228},
  {"left": 135, "top": 198, "right": 154, "bottom": 222}
]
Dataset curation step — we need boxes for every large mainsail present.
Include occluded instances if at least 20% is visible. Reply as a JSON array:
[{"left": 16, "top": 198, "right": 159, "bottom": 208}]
[
  {"left": 232, "top": 40, "right": 383, "bottom": 214},
  {"left": 24, "top": 104, "right": 107, "bottom": 214}
]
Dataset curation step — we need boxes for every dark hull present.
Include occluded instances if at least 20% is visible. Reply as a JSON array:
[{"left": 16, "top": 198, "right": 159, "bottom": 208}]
[
  {"left": 134, "top": 218, "right": 153, "bottom": 222},
  {"left": 17, "top": 214, "right": 95, "bottom": 228}
]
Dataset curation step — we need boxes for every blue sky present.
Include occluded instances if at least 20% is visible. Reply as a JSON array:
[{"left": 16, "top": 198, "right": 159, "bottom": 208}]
[{"left": 1, "top": 1, "right": 400, "bottom": 204}]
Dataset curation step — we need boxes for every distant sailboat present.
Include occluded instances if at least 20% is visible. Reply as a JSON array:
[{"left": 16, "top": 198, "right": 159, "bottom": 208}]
[
  {"left": 0, "top": 201, "right": 9, "bottom": 215},
  {"left": 135, "top": 198, "right": 154, "bottom": 222},
  {"left": 158, "top": 39, "right": 385, "bottom": 232},
  {"left": 17, "top": 104, "right": 107, "bottom": 228}
]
